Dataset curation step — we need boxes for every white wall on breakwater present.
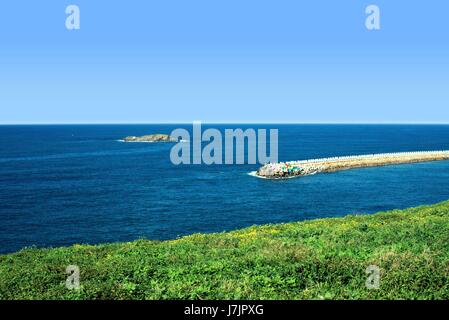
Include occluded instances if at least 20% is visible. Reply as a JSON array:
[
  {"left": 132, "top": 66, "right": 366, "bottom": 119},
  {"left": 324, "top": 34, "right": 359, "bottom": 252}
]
[{"left": 292, "top": 150, "right": 449, "bottom": 165}]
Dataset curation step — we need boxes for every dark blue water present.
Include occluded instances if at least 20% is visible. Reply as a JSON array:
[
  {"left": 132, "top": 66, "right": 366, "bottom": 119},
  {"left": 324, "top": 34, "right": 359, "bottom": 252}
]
[{"left": 1, "top": 124, "right": 449, "bottom": 254}]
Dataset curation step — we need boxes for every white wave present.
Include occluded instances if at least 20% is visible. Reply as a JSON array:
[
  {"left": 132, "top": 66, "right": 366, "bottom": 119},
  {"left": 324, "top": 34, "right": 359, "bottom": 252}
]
[
  {"left": 117, "top": 140, "right": 156, "bottom": 143},
  {"left": 248, "top": 171, "right": 306, "bottom": 180},
  {"left": 248, "top": 171, "right": 270, "bottom": 179}
]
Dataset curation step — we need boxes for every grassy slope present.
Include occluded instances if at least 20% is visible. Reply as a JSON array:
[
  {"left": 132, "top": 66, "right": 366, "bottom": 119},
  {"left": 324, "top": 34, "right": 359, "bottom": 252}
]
[{"left": 1, "top": 201, "right": 449, "bottom": 300}]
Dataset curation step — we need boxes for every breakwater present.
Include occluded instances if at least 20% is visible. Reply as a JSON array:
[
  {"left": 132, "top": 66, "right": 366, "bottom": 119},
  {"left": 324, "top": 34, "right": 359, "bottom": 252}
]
[{"left": 255, "top": 151, "right": 449, "bottom": 179}]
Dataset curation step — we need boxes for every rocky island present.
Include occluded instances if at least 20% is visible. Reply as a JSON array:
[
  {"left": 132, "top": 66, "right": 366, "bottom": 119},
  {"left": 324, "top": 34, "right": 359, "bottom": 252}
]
[{"left": 122, "top": 134, "right": 178, "bottom": 142}]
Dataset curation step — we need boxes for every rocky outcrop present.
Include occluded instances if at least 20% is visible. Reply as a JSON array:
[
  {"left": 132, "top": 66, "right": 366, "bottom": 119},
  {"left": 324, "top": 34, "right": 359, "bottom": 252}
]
[{"left": 123, "top": 134, "right": 178, "bottom": 142}]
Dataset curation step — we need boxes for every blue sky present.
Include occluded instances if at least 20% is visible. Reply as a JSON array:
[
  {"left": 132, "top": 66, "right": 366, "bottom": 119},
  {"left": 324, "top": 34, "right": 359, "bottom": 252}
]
[{"left": 0, "top": 0, "right": 448, "bottom": 124}]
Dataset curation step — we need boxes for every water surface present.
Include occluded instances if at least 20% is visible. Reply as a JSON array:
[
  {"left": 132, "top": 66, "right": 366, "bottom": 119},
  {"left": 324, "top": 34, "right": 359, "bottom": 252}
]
[{"left": 1, "top": 124, "right": 449, "bottom": 254}]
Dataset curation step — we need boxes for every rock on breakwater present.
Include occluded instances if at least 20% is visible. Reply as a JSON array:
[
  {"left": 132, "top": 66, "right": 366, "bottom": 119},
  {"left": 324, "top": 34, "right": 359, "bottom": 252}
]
[{"left": 256, "top": 150, "right": 449, "bottom": 179}]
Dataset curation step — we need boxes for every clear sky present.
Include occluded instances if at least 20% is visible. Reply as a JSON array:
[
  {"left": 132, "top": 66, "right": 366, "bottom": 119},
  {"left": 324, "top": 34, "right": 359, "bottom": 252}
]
[{"left": 0, "top": 0, "right": 448, "bottom": 124}]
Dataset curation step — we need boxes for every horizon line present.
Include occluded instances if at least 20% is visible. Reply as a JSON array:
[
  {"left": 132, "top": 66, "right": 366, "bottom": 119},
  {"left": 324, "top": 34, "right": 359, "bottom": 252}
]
[{"left": 2, "top": 122, "right": 449, "bottom": 125}]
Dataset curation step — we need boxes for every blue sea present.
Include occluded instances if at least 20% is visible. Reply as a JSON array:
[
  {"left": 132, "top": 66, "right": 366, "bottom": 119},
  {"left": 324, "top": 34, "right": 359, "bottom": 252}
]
[{"left": 1, "top": 124, "right": 449, "bottom": 254}]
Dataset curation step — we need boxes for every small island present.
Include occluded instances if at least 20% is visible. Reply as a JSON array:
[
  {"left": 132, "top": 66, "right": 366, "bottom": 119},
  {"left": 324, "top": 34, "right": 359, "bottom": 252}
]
[{"left": 123, "top": 134, "right": 178, "bottom": 142}]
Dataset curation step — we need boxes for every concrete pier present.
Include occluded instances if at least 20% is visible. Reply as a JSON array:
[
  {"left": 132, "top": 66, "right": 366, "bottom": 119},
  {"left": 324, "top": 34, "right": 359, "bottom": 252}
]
[{"left": 255, "top": 151, "right": 449, "bottom": 179}]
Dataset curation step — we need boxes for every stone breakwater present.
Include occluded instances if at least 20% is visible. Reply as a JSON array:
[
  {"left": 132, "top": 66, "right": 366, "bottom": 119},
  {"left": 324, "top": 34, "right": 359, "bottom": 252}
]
[{"left": 255, "top": 151, "right": 449, "bottom": 179}]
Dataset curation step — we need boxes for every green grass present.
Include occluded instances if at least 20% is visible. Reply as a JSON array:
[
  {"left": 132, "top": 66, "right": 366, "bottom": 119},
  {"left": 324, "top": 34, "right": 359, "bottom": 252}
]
[{"left": 1, "top": 201, "right": 449, "bottom": 300}]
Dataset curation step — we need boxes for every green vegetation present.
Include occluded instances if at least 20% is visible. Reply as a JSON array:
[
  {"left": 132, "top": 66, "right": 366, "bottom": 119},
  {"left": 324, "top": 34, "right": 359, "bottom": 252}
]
[{"left": 1, "top": 201, "right": 449, "bottom": 300}]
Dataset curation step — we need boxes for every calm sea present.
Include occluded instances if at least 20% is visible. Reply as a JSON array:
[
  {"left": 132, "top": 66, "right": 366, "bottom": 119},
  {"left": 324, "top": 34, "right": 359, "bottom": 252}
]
[{"left": 1, "top": 124, "right": 449, "bottom": 254}]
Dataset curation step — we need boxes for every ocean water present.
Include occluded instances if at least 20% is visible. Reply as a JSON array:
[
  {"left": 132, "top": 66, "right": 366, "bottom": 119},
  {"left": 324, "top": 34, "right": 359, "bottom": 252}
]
[{"left": 1, "top": 124, "right": 449, "bottom": 254}]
